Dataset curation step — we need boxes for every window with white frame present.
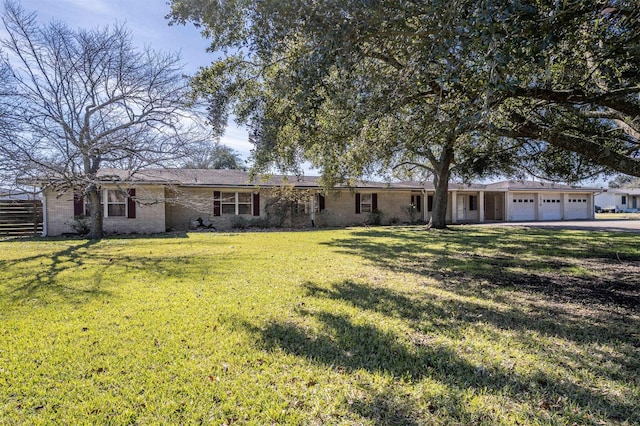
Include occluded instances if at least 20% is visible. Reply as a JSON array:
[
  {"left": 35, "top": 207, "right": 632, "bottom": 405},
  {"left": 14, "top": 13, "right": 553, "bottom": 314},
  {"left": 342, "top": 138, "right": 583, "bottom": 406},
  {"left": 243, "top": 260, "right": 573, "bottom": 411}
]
[
  {"left": 106, "top": 190, "right": 126, "bottom": 217},
  {"left": 220, "top": 192, "right": 236, "bottom": 215},
  {"left": 75, "top": 188, "right": 134, "bottom": 218},
  {"left": 360, "top": 193, "right": 373, "bottom": 213},
  {"left": 294, "top": 195, "right": 323, "bottom": 215},
  {"left": 83, "top": 193, "right": 102, "bottom": 216},
  {"left": 293, "top": 199, "right": 308, "bottom": 215},
  {"left": 237, "top": 192, "right": 252, "bottom": 215},
  {"left": 218, "top": 192, "right": 253, "bottom": 215}
]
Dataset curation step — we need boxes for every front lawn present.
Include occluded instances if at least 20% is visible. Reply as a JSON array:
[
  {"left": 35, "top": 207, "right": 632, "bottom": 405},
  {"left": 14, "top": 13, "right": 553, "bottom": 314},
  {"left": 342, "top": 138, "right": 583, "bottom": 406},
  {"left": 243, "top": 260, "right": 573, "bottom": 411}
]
[
  {"left": 1, "top": 227, "right": 639, "bottom": 425},
  {"left": 596, "top": 212, "right": 640, "bottom": 220}
]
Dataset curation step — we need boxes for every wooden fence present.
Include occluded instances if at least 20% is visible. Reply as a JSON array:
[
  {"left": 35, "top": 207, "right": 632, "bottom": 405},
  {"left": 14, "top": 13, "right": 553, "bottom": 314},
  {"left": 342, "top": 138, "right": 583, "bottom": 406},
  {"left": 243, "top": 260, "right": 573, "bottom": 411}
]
[{"left": 0, "top": 200, "right": 43, "bottom": 237}]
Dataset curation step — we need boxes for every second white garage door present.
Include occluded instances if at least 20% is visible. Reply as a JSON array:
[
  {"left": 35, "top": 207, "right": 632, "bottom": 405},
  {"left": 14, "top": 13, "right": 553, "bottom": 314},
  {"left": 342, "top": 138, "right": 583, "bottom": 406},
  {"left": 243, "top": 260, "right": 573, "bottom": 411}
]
[
  {"left": 540, "top": 196, "right": 562, "bottom": 220},
  {"left": 511, "top": 196, "right": 536, "bottom": 221}
]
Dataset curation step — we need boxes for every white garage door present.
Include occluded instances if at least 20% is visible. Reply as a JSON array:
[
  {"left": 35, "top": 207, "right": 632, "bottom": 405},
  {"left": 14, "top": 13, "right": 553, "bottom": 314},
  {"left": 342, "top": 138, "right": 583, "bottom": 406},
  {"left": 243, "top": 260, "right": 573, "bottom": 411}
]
[
  {"left": 540, "top": 196, "right": 562, "bottom": 220},
  {"left": 511, "top": 196, "right": 536, "bottom": 221},
  {"left": 565, "top": 196, "right": 589, "bottom": 219}
]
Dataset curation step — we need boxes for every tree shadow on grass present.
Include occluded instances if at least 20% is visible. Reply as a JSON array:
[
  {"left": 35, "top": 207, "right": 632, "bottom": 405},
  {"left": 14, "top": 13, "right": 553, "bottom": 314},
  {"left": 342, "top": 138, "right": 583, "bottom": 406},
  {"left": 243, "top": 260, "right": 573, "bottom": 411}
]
[
  {"left": 244, "top": 313, "right": 479, "bottom": 424},
  {"left": 243, "top": 278, "right": 640, "bottom": 424},
  {"left": 0, "top": 239, "right": 115, "bottom": 304},
  {"left": 0, "top": 231, "right": 190, "bottom": 242},
  {"left": 303, "top": 280, "right": 640, "bottom": 370},
  {"left": 323, "top": 227, "right": 640, "bottom": 311},
  {"left": 0, "top": 235, "right": 238, "bottom": 306}
]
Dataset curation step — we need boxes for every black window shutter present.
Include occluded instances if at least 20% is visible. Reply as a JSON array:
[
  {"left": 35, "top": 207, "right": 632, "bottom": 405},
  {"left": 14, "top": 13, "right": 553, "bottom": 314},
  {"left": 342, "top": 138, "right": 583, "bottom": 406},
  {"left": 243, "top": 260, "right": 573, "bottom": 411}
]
[
  {"left": 355, "top": 193, "right": 361, "bottom": 214},
  {"left": 253, "top": 193, "right": 260, "bottom": 216},
  {"left": 318, "top": 194, "right": 325, "bottom": 211},
  {"left": 427, "top": 195, "right": 434, "bottom": 211},
  {"left": 127, "top": 189, "right": 136, "bottom": 218},
  {"left": 213, "top": 191, "right": 221, "bottom": 216},
  {"left": 416, "top": 195, "right": 422, "bottom": 212},
  {"left": 372, "top": 193, "right": 378, "bottom": 211},
  {"left": 73, "top": 192, "right": 84, "bottom": 217}
]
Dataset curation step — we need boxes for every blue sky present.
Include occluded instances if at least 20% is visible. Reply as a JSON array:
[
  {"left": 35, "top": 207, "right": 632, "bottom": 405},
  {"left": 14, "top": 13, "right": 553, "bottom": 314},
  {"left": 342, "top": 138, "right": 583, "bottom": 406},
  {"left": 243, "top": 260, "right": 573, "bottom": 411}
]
[{"left": 15, "top": 0, "right": 253, "bottom": 159}]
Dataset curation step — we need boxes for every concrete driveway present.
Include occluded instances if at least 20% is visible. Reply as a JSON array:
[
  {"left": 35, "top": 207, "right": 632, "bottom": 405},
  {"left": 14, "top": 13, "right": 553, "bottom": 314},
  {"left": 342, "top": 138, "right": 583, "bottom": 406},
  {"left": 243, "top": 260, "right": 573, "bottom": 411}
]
[{"left": 466, "top": 220, "right": 640, "bottom": 233}]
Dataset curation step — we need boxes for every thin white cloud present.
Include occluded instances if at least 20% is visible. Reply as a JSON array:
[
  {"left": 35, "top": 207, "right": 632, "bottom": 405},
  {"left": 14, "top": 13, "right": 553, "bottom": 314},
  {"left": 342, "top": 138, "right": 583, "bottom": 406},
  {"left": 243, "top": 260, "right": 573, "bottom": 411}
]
[
  {"left": 61, "top": 0, "right": 112, "bottom": 16},
  {"left": 220, "top": 127, "right": 252, "bottom": 158}
]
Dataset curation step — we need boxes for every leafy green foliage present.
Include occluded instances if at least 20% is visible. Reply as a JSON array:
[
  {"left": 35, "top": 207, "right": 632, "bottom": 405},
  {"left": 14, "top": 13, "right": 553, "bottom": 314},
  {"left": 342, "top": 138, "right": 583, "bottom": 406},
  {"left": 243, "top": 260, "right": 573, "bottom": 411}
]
[
  {"left": 608, "top": 174, "right": 640, "bottom": 188},
  {"left": 1, "top": 228, "right": 639, "bottom": 424},
  {"left": 170, "top": 1, "right": 640, "bottom": 232},
  {"left": 182, "top": 141, "right": 247, "bottom": 170},
  {"left": 262, "top": 186, "right": 315, "bottom": 228},
  {"left": 365, "top": 209, "right": 384, "bottom": 226}
]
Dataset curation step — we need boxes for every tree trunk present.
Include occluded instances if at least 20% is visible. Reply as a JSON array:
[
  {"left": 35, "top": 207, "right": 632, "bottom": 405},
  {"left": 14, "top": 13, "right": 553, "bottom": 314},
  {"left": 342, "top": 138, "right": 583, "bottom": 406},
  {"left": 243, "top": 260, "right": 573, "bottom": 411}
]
[
  {"left": 428, "top": 145, "right": 454, "bottom": 229},
  {"left": 428, "top": 172, "right": 450, "bottom": 229},
  {"left": 86, "top": 184, "right": 104, "bottom": 239}
]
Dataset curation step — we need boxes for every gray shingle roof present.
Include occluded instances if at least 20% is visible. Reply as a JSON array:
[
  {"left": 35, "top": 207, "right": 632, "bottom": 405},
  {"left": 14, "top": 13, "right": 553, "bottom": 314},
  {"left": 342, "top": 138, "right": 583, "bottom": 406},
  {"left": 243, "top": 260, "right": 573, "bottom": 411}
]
[
  {"left": 94, "top": 169, "right": 600, "bottom": 192},
  {"left": 98, "top": 168, "right": 425, "bottom": 190},
  {"left": 485, "top": 180, "right": 598, "bottom": 192}
]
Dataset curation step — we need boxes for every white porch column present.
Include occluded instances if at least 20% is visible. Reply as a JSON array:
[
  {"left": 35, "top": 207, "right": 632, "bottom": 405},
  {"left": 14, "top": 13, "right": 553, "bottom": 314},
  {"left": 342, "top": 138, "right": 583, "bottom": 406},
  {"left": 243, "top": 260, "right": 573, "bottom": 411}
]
[
  {"left": 310, "top": 194, "right": 316, "bottom": 225},
  {"left": 479, "top": 191, "right": 485, "bottom": 223},
  {"left": 421, "top": 191, "right": 427, "bottom": 222},
  {"left": 504, "top": 192, "right": 511, "bottom": 222},
  {"left": 450, "top": 191, "right": 457, "bottom": 224}
]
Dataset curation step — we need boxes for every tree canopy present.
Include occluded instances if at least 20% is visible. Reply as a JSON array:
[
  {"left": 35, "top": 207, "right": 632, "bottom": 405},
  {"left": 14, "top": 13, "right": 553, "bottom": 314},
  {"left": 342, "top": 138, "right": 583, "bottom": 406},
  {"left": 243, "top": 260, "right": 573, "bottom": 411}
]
[
  {"left": 1, "top": 1, "right": 210, "bottom": 238},
  {"left": 608, "top": 174, "right": 640, "bottom": 188},
  {"left": 182, "top": 141, "right": 246, "bottom": 170},
  {"left": 487, "top": 1, "right": 640, "bottom": 177},
  {"left": 169, "top": 0, "right": 640, "bottom": 226}
]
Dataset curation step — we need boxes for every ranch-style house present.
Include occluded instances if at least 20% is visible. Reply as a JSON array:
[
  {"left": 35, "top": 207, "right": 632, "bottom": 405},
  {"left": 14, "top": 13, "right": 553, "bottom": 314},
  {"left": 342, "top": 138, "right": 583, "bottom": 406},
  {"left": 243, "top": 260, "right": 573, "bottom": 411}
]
[{"left": 38, "top": 169, "right": 598, "bottom": 236}]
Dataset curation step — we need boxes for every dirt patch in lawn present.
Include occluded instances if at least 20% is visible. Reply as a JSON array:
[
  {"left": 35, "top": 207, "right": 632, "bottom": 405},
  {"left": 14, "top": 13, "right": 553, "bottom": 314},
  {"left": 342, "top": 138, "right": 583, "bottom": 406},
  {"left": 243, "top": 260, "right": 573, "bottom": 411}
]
[
  {"left": 516, "top": 261, "right": 640, "bottom": 311},
  {"left": 432, "top": 253, "right": 640, "bottom": 312}
]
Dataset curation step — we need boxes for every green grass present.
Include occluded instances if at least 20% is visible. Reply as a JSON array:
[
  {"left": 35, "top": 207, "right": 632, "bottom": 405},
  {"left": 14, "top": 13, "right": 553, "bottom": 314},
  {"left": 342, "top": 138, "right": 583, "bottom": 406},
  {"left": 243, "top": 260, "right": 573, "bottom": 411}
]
[
  {"left": 1, "top": 227, "right": 639, "bottom": 425},
  {"left": 596, "top": 212, "right": 640, "bottom": 220}
]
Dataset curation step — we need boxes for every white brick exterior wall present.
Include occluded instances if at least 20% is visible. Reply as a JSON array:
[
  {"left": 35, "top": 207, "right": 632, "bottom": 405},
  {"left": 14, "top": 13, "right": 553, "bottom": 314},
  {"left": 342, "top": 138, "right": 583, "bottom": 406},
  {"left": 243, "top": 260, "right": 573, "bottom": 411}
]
[
  {"left": 322, "top": 190, "right": 415, "bottom": 226},
  {"left": 43, "top": 180, "right": 596, "bottom": 236},
  {"left": 44, "top": 188, "right": 76, "bottom": 236},
  {"left": 44, "top": 185, "right": 166, "bottom": 236},
  {"left": 165, "top": 187, "right": 417, "bottom": 230}
]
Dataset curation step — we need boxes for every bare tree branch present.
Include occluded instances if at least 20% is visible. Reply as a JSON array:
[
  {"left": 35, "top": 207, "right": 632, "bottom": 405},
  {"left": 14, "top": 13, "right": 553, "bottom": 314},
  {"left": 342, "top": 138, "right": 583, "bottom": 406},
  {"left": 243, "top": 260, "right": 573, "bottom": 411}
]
[{"left": 0, "top": 1, "right": 213, "bottom": 238}]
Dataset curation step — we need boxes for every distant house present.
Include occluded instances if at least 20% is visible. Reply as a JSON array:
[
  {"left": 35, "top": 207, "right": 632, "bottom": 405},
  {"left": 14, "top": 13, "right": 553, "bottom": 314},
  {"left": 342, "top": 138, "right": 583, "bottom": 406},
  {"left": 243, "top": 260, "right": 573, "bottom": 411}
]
[
  {"left": 35, "top": 169, "right": 599, "bottom": 236},
  {"left": 595, "top": 188, "right": 640, "bottom": 213},
  {"left": 0, "top": 188, "right": 38, "bottom": 200}
]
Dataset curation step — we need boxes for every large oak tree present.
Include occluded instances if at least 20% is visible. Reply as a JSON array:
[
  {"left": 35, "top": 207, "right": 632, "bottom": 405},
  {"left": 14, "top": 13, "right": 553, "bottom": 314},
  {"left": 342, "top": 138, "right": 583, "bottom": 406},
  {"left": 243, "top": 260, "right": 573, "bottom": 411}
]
[{"left": 169, "top": 0, "right": 640, "bottom": 227}]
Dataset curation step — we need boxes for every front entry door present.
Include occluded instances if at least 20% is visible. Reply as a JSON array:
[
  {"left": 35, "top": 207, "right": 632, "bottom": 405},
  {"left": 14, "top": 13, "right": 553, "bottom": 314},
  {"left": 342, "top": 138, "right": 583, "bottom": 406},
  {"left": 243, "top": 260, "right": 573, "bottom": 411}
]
[{"left": 457, "top": 195, "right": 466, "bottom": 221}]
